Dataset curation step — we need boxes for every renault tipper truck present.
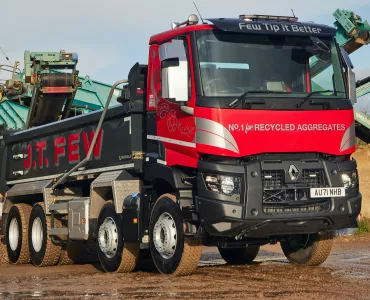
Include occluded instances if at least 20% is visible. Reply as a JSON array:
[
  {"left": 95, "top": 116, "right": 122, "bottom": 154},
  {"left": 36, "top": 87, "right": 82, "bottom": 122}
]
[{"left": 0, "top": 13, "right": 361, "bottom": 276}]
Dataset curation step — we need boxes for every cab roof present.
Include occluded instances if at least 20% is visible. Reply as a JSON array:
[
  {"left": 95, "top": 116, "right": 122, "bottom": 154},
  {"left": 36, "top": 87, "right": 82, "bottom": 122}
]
[{"left": 149, "top": 17, "right": 336, "bottom": 45}]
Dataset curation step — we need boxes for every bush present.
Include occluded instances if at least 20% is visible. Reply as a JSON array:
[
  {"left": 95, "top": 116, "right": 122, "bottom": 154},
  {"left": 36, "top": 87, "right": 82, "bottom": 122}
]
[
  {"left": 356, "top": 219, "right": 370, "bottom": 235},
  {"left": 356, "top": 138, "right": 368, "bottom": 146}
]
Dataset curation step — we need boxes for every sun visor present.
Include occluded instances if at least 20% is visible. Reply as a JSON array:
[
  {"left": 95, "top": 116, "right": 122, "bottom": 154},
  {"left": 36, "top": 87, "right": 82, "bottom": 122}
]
[{"left": 205, "top": 18, "right": 337, "bottom": 37}]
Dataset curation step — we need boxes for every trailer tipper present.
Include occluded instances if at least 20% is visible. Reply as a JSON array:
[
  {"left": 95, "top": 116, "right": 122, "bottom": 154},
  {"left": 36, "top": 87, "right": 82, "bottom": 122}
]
[{"left": 0, "top": 13, "right": 361, "bottom": 275}]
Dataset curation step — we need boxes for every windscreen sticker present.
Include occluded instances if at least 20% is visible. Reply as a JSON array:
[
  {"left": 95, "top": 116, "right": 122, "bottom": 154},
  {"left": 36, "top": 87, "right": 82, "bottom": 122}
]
[{"left": 228, "top": 123, "right": 346, "bottom": 134}]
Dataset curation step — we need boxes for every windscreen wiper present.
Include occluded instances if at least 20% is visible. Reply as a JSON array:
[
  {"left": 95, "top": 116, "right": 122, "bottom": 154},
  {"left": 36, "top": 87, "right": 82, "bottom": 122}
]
[
  {"left": 228, "top": 90, "right": 287, "bottom": 108},
  {"left": 295, "top": 90, "right": 334, "bottom": 108}
]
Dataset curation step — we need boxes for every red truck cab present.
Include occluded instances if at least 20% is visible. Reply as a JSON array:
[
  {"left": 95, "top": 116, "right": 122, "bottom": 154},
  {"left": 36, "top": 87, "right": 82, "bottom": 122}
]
[{"left": 139, "top": 14, "right": 361, "bottom": 271}]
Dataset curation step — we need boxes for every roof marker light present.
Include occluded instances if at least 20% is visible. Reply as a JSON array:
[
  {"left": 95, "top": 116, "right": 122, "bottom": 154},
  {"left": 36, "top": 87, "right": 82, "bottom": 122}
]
[{"left": 239, "top": 14, "right": 298, "bottom": 23}]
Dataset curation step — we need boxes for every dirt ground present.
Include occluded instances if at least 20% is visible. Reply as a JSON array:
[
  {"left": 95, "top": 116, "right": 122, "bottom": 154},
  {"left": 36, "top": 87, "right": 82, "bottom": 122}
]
[{"left": 0, "top": 236, "right": 370, "bottom": 300}]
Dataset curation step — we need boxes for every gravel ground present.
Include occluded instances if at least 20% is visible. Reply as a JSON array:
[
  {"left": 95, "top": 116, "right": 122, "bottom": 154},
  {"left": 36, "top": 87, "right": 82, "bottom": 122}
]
[{"left": 0, "top": 236, "right": 370, "bottom": 300}]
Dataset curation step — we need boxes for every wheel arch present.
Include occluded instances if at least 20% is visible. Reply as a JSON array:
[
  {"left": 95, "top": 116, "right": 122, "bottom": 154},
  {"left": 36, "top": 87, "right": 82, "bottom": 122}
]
[
  {"left": 90, "top": 170, "right": 141, "bottom": 218},
  {"left": 3, "top": 194, "right": 42, "bottom": 214},
  {"left": 145, "top": 164, "right": 191, "bottom": 191}
]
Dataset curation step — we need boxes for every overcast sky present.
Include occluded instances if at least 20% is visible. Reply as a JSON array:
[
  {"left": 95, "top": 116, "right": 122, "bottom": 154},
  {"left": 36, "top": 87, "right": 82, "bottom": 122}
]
[{"left": 1, "top": 0, "right": 370, "bottom": 108}]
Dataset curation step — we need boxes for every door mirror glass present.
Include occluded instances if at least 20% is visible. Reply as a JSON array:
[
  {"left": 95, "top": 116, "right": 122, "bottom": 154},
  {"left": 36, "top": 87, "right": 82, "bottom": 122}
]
[
  {"left": 340, "top": 47, "right": 356, "bottom": 104},
  {"left": 159, "top": 39, "right": 189, "bottom": 102},
  {"left": 347, "top": 67, "right": 357, "bottom": 104}
]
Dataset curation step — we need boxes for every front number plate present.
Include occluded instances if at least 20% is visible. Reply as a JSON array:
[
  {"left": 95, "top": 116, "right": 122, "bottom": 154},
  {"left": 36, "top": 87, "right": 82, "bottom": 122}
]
[{"left": 310, "top": 187, "right": 345, "bottom": 198}]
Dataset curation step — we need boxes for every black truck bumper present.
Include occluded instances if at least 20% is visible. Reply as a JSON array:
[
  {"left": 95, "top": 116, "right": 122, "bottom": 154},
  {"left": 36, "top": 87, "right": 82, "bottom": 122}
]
[{"left": 195, "top": 158, "right": 361, "bottom": 238}]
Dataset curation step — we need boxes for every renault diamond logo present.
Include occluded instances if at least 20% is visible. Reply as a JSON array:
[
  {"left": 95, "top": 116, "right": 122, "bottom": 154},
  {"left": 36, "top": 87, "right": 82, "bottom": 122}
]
[{"left": 288, "top": 165, "right": 299, "bottom": 181}]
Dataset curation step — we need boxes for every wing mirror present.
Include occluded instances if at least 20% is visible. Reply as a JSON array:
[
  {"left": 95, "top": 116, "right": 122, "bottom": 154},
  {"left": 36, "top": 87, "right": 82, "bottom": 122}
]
[
  {"left": 340, "top": 47, "right": 356, "bottom": 104},
  {"left": 159, "top": 40, "right": 189, "bottom": 102}
]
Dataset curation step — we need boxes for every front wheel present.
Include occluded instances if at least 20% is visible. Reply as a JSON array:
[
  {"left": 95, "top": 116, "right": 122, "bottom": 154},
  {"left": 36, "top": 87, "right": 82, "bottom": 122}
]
[
  {"left": 218, "top": 245, "right": 260, "bottom": 265},
  {"left": 97, "top": 202, "right": 139, "bottom": 273},
  {"left": 149, "top": 194, "right": 202, "bottom": 276},
  {"left": 280, "top": 231, "right": 334, "bottom": 266}
]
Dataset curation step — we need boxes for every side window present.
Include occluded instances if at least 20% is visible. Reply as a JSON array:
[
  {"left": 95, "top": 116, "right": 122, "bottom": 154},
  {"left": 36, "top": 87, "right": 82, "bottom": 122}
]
[
  {"left": 309, "top": 44, "right": 345, "bottom": 94},
  {"left": 311, "top": 64, "right": 335, "bottom": 91},
  {"left": 159, "top": 37, "right": 191, "bottom": 102}
]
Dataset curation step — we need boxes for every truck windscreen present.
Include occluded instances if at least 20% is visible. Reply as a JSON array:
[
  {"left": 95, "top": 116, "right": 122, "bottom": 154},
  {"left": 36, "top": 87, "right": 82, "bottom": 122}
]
[{"left": 196, "top": 31, "right": 346, "bottom": 100}]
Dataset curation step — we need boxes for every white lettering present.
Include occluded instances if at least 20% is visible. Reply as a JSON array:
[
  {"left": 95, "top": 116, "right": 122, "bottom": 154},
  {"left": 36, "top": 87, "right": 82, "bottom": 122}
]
[
  {"left": 240, "top": 23, "right": 323, "bottom": 35},
  {"left": 291, "top": 25, "right": 299, "bottom": 32},
  {"left": 282, "top": 24, "right": 290, "bottom": 31},
  {"left": 252, "top": 24, "right": 261, "bottom": 30},
  {"left": 228, "top": 123, "right": 346, "bottom": 133}
]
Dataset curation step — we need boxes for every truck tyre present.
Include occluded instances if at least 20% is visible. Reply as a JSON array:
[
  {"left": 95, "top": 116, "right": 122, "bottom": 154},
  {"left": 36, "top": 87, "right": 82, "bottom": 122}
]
[
  {"left": 59, "top": 241, "right": 83, "bottom": 265},
  {"left": 136, "top": 248, "right": 156, "bottom": 271},
  {"left": 97, "top": 202, "right": 139, "bottom": 273},
  {"left": 280, "top": 231, "right": 334, "bottom": 266},
  {"left": 149, "top": 194, "right": 202, "bottom": 276},
  {"left": 6, "top": 203, "right": 32, "bottom": 264},
  {"left": 56, "top": 216, "right": 82, "bottom": 265},
  {"left": 218, "top": 245, "right": 260, "bottom": 265},
  {"left": 28, "top": 203, "right": 61, "bottom": 266},
  {"left": 0, "top": 235, "right": 9, "bottom": 265}
]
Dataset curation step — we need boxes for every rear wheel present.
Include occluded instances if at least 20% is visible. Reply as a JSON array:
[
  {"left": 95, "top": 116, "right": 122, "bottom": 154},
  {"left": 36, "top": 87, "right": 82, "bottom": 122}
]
[
  {"left": 97, "top": 202, "right": 139, "bottom": 273},
  {"left": 149, "top": 194, "right": 202, "bottom": 276},
  {"left": 280, "top": 231, "right": 334, "bottom": 266},
  {"left": 218, "top": 245, "right": 260, "bottom": 265},
  {"left": 28, "top": 203, "right": 61, "bottom": 266},
  {"left": 56, "top": 216, "right": 82, "bottom": 265},
  {"left": 0, "top": 235, "right": 8, "bottom": 265},
  {"left": 59, "top": 241, "right": 83, "bottom": 265},
  {"left": 6, "top": 203, "right": 32, "bottom": 264}
]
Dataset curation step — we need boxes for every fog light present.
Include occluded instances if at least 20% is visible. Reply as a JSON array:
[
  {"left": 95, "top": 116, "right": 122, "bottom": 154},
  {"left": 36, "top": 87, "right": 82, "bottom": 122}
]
[{"left": 251, "top": 209, "right": 258, "bottom": 216}]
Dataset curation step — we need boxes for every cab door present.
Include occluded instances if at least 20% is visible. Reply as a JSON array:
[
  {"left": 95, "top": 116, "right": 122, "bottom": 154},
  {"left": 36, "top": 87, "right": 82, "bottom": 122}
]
[{"left": 147, "top": 35, "right": 198, "bottom": 167}]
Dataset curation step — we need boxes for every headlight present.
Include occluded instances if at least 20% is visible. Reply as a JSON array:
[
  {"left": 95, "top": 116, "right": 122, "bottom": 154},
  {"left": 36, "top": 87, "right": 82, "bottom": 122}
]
[
  {"left": 341, "top": 170, "right": 359, "bottom": 189},
  {"left": 341, "top": 174, "right": 351, "bottom": 189},
  {"left": 204, "top": 174, "right": 241, "bottom": 196}
]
